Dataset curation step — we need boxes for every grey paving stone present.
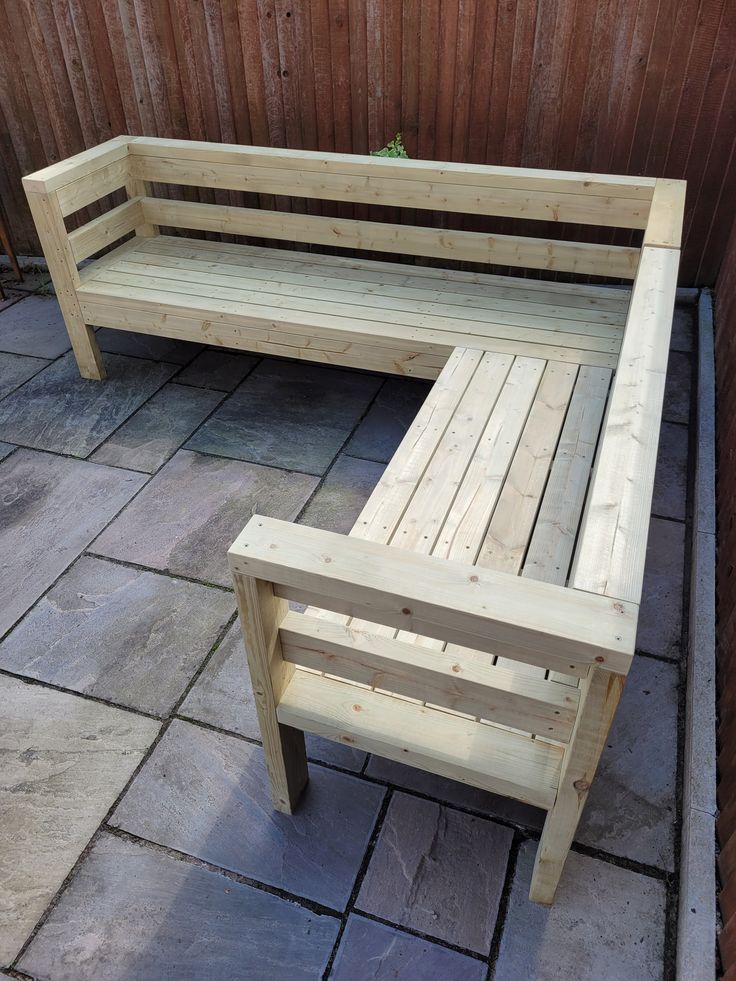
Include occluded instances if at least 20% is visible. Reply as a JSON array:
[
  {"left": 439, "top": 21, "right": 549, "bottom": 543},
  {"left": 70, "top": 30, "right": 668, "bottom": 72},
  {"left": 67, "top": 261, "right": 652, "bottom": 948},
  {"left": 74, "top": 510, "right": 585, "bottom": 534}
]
[
  {"left": 637, "top": 516, "right": 685, "bottom": 658},
  {"left": 357, "top": 792, "right": 513, "bottom": 954},
  {"left": 0, "top": 555, "right": 234, "bottom": 716},
  {"left": 330, "top": 914, "right": 486, "bottom": 980},
  {"left": 299, "top": 454, "right": 385, "bottom": 534},
  {"left": 179, "top": 621, "right": 367, "bottom": 772},
  {"left": 0, "top": 351, "right": 177, "bottom": 457},
  {"left": 0, "top": 449, "right": 146, "bottom": 637},
  {"left": 90, "top": 382, "right": 224, "bottom": 473},
  {"left": 92, "top": 449, "right": 317, "bottom": 586},
  {"left": 187, "top": 359, "right": 382, "bottom": 475},
  {"left": 96, "top": 327, "right": 202, "bottom": 364},
  {"left": 670, "top": 304, "right": 694, "bottom": 352},
  {"left": 110, "top": 718, "right": 385, "bottom": 910},
  {"left": 0, "top": 441, "right": 13, "bottom": 462},
  {"left": 0, "top": 351, "right": 49, "bottom": 399},
  {"left": 364, "top": 755, "right": 545, "bottom": 830},
  {"left": 0, "top": 291, "right": 25, "bottom": 313},
  {"left": 663, "top": 350, "right": 691, "bottom": 424},
  {"left": 19, "top": 832, "right": 339, "bottom": 981},
  {"left": 653, "top": 420, "right": 688, "bottom": 521},
  {"left": 576, "top": 656, "right": 678, "bottom": 870},
  {"left": 0, "top": 293, "right": 71, "bottom": 358},
  {"left": 0, "top": 676, "right": 159, "bottom": 964},
  {"left": 176, "top": 348, "right": 260, "bottom": 391},
  {"left": 346, "top": 377, "right": 432, "bottom": 463},
  {"left": 494, "top": 840, "right": 666, "bottom": 981}
]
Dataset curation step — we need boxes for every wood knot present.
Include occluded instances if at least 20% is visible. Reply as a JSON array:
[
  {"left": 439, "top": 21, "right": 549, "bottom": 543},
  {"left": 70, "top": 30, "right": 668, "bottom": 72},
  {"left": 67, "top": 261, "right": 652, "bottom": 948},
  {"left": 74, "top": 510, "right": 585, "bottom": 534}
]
[
  {"left": 469, "top": 575, "right": 479, "bottom": 583},
  {"left": 323, "top": 556, "right": 332, "bottom": 563},
  {"left": 595, "top": 655, "right": 605, "bottom": 663},
  {"left": 352, "top": 704, "right": 362, "bottom": 712},
  {"left": 401, "top": 607, "right": 411, "bottom": 615},
  {"left": 573, "top": 779, "right": 590, "bottom": 792},
  {"left": 613, "top": 601, "right": 624, "bottom": 613},
  {"left": 451, "top": 663, "right": 461, "bottom": 673}
]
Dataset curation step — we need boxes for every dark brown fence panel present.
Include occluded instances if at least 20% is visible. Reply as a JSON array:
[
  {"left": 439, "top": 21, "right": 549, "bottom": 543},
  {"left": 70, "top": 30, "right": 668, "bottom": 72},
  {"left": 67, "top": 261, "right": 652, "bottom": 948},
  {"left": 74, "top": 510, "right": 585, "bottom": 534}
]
[
  {"left": 717, "top": 217, "right": 736, "bottom": 973},
  {"left": 0, "top": 0, "right": 735, "bottom": 283}
]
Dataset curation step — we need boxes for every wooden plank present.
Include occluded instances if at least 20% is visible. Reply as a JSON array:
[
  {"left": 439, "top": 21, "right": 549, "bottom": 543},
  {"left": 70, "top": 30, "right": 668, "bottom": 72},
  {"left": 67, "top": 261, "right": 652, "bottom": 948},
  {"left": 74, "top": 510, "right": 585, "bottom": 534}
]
[
  {"left": 232, "top": 573, "right": 308, "bottom": 813},
  {"left": 137, "top": 235, "right": 632, "bottom": 312},
  {"left": 68, "top": 198, "right": 144, "bottom": 262},
  {"left": 56, "top": 157, "right": 130, "bottom": 216},
  {"left": 530, "top": 668, "right": 625, "bottom": 903},
  {"left": 78, "top": 300, "right": 446, "bottom": 379},
  {"left": 22, "top": 135, "right": 131, "bottom": 193},
  {"left": 127, "top": 135, "right": 656, "bottom": 197},
  {"left": 118, "top": 250, "right": 627, "bottom": 329},
  {"left": 140, "top": 197, "right": 641, "bottom": 277},
  {"left": 523, "top": 365, "right": 612, "bottom": 584},
  {"left": 279, "top": 611, "right": 580, "bottom": 740},
  {"left": 95, "top": 261, "right": 623, "bottom": 349},
  {"left": 128, "top": 152, "right": 650, "bottom": 227},
  {"left": 228, "top": 516, "right": 638, "bottom": 674},
  {"left": 23, "top": 188, "right": 105, "bottom": 380},
  {"left": 644, "top": 178, "right": 688, "bottom": 248},
  {"left": 571, "top": 247, "right": 680, "bottom": 602},
  {"left": 277, "top": 669, "right": 563, "bottom": 810},
  {"left": 78, "top": 281, "right": 619, "bottom": 368}
]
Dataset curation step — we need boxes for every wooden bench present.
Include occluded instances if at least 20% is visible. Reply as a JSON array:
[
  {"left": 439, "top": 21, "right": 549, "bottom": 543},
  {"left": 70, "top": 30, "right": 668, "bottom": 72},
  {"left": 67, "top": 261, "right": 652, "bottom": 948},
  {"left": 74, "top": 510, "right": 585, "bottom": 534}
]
[{"left": 23, "top": 137, "right": 684, "bottom": 904}]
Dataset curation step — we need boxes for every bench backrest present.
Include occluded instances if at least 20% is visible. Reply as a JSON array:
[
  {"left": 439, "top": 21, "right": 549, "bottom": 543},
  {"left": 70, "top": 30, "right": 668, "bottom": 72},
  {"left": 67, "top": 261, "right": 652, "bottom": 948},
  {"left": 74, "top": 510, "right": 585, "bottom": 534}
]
[{"left": 23, "top": 135, "right": 685, "bottom": 280}]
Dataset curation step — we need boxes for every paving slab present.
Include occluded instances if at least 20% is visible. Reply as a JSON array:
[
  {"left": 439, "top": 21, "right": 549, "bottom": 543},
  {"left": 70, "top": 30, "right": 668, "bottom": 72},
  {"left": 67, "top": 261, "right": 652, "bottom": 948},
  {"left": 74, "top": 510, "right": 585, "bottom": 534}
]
[
  {"left": 663, "top": 350, "right": 691, "bottom": 425},
  {"left": 637, "top": 516, "right": 686, "bottom": 658},
  {"left": 299, "top": 453, "right": 385, "bottom": 533},
  {"left": 110, "top": 719, "right": 385, "bottom": 910},
  {"left": 670, "top": 305, "right": 694, "bottom": 353},
  {"left": 357, "top": 792, "right": 513, "bottom": 954},
  {"left": 346, "top": 377, "right": 432, "bottom": 463},
  {"left": 0, "top": 351, "right": 49, "bottom": 400},
  {"left": 0, "top": 555, "right": 234, "bottom": 716},
  {"left": 0, "top": 293, "right": 71, "bottom": 357},
  {"left": 176, "top": 349, "right": 260, "bottom": 391},
  {"left": 364, "top": 755, "right": 545, "bottom": 830},
  {"left": 90, "top": 382, "right": 224, "bottom": 473},
  {"left": 0, "top": 442, "right": 13, "bottom": 462},
  {"left": 19, "top": 832, "right": 339, "bottom": 981},
  {"left": 96, "top": 327, "right": 202, "bottom": 364},
  {"left": 494, "top": 840, "right": 667, "bottom": 981},
  {"left": 187, "top": 359, "right": 382, "bottom": 475},
  {"left": 0, "top": 676, "right": 159, "bottom": 965},
  {"left": 0, "top": 450, "right": 146, "bottom": 637},
  {"left": 179, "top": 620, "right": 368, "bottom": 771},
  {"left": 0, "top": 291, "right": 24, "bottom": 313},
  {"left": 92, "top": 449, "right": 318, "bottom": 586},
  {"left": 576, "top": 656, "right": 678, "bottom": 870},
  {"left": 653, "top": 420, "right": 688, "bottom": 521},
  {"left": 330, "top": 914, "right": 487, "bottom": 980},
  {"left": 0, "top": 351, "right": 177, "bottom": 457}
]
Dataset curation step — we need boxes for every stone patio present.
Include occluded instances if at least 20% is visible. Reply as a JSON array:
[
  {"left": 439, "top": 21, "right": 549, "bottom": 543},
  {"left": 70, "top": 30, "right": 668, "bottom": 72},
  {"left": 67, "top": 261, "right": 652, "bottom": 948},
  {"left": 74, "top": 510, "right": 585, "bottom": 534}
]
[{"left": 0, "top": 273, "right": 695, "bottom": 980}]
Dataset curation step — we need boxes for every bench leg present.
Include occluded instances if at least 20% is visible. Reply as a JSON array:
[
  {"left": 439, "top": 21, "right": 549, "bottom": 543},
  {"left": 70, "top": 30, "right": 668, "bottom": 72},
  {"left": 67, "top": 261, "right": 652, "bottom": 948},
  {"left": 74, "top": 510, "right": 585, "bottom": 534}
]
[
  {"left": 529, "top": 667, "right": 625, "bottom": 904},
  {"left": 232, "top": 571, "right": 308, "bottom": 813}
]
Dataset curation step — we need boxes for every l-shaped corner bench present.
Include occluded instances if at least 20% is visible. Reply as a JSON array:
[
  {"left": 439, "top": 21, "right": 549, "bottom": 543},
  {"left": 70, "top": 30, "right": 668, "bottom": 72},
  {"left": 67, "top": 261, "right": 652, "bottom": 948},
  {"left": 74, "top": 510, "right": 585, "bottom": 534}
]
[{"left": 23, "top": 137, "right": 685, "bottom": 905}]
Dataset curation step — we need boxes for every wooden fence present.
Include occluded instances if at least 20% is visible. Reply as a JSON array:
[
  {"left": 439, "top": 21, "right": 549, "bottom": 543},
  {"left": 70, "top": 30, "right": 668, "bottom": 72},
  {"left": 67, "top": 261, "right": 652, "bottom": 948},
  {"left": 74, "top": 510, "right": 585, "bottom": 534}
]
[{"left": 1, "top": 0, "right": 735, "bottom": 284}]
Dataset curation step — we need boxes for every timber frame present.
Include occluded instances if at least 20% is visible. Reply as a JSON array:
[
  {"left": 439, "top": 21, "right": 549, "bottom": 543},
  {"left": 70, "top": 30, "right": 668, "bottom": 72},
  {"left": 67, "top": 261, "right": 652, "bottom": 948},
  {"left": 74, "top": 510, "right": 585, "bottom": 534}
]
[{"left": 23, "top": 137, "right": 684, "bottom": 904}]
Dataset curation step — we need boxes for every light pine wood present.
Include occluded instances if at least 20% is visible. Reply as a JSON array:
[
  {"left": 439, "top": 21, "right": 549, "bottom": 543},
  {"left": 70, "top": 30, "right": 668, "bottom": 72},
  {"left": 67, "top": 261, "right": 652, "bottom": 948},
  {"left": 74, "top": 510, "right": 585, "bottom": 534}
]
[
  {"left": 279, "top": 611, "right": 579, "bottom": 740},
  {"left": 142, "top": 197, "right": 640, "bottom": 278},
  {"left": 24, "top": 139, "right": 683, "bottom": 902},
  {"left": 529, "top": 668, "right": 625, "bottom": 904},
  {"left": 231, "top": 572, "right": 308, "bottom": 813},
  {"left": 23, "top": 190, "right": 106, "bottom": 380},
  {"left": 277, "top": 669, "right": 563, "bottom": 809},
  {"left": 229, "top": 517, "right": 637, "bottom": 674}
]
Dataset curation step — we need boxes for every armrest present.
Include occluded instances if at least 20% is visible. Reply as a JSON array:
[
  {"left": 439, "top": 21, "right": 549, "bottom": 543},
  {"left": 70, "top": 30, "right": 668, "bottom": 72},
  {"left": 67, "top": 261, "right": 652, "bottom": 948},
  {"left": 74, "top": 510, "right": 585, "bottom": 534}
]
[
  {"left": 228, "top": 516, "right": 637, "bottom": 675},
  {"left": 22, "top": 136, "right": 132, "bottom": 195}
]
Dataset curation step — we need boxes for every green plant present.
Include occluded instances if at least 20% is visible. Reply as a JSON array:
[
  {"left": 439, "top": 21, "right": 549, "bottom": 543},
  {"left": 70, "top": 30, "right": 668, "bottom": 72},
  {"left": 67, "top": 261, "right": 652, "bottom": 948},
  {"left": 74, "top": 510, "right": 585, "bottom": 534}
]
[{"left": 371, "top": 133, "right": 409, "bottom": 158}]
